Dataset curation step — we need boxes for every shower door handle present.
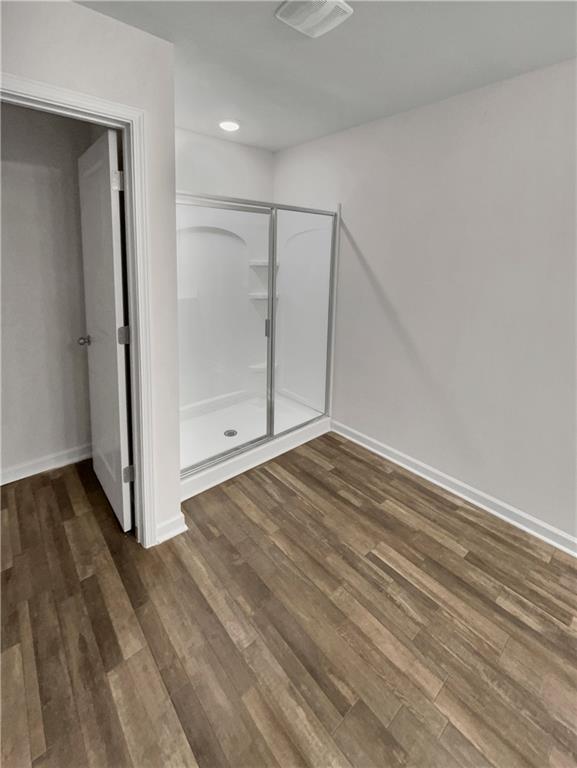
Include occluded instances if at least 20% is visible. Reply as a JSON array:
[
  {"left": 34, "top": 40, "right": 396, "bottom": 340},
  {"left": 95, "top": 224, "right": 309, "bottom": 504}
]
[{"left": 264, "top": 319, "right": 270, "bottom": 337}]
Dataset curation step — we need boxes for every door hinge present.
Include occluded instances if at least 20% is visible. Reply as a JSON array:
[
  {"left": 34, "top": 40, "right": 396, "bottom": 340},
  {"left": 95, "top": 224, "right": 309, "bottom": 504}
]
[
  {"left": 265, "top": 318, "right": 270, "bottom": 337},
  {"left": 123, "top": 465, "right": 135, "bottom": 483},
  {"left": 111, "top": 170, "right": 124, "bottom": 192},
  {"left": 117, "top": 325, "right": 130, "bottom": 345}
]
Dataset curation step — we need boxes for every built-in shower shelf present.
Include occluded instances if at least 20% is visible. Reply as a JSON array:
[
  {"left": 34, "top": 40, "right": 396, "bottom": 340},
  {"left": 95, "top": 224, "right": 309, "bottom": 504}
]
[
  {"left": 249, "top": 260, "right": 279, "bottom": 268},
  {"left": 249, "top": 293, "right": 278, "bottom": 301},
  {"left": 248, "top": 362, "right": 278, "bottom": 372}
]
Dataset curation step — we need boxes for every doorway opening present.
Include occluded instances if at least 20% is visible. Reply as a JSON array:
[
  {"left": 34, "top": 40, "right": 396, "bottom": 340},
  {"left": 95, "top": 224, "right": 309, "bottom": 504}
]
[{"left": 1, "top": 102, "right": 134, "bottom": 533}]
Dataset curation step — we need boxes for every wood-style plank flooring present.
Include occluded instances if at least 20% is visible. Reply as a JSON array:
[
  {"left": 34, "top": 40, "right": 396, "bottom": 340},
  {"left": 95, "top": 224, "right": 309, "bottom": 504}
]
[{"left": 2, "top": 432, "right": 577, "bottom": 767}]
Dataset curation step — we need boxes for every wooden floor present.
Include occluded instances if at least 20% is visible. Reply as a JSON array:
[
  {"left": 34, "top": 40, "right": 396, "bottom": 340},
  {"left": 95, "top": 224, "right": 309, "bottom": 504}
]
[{"left": 2, "top": 433, "right": 577, "bottom": 768}]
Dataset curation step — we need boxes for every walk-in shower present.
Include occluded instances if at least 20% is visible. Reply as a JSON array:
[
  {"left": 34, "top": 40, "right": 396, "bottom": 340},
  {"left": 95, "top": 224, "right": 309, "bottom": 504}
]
[{"left": 176, "top": 193, "right": 337, "bottom": 475}]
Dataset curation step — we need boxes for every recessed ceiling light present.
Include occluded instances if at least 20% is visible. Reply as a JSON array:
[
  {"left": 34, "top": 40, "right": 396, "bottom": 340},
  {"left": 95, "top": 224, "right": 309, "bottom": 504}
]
[{"left": 219, "top": 120, "right": 240, "bottom": 132}]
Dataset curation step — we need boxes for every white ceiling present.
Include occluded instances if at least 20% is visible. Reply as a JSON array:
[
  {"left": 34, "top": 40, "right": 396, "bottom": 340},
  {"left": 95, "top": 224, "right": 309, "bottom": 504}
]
[{"left": 84, "top": 1, "right": 577, "bottom": 151}]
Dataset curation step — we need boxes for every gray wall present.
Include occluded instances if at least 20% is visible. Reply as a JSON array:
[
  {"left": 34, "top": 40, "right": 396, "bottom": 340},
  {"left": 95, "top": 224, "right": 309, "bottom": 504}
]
[
  {"left": 1, "top": 104, "right": 95, "bottom": 478},
  {"left": 274, "top": 59, "right": 577, "bottom": 541},
  {"left": 176, "top": 127, "right": 274, "bottom": 199}
]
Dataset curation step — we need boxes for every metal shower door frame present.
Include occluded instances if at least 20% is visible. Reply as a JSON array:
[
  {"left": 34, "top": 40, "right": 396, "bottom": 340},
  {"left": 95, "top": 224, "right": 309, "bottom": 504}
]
[
  {"left": 176, "top": 191, "right": 338, "bottom": 477},
  {"left": 266, "top": 207, "right": 277, "bottom": 440}
]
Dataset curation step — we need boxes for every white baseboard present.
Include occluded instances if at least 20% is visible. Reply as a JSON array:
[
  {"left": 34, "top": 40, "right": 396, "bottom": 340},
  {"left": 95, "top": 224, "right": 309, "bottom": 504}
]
[
  {"left": 154, "top": 512, "right": 188, "bottom": 547},
  {"left": 1, "top": 444, "right": 92, "bottom": 485},
  {"left": 181, "top": 416, "right": 331, "bottom": 502},
  {"left": 332, "top": 421, "right": 577, "bottom": 559}
]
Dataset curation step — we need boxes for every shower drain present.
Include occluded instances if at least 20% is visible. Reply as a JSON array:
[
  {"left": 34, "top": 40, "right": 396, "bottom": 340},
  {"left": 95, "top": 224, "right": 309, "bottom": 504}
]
[{"left": 224, "top": 429, "right": 238, "bottom": 437}]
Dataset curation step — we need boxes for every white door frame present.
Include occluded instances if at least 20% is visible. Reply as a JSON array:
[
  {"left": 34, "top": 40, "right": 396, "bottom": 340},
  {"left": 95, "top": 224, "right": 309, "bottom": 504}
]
[{"left": 1, "top": 73, "right": 156, "bottom": 547}]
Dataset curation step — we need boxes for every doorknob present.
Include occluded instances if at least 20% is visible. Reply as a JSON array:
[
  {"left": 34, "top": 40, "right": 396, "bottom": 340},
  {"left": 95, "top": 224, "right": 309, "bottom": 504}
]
[{"left": 77, "top": 335, "right": 91, "bottom": 346}]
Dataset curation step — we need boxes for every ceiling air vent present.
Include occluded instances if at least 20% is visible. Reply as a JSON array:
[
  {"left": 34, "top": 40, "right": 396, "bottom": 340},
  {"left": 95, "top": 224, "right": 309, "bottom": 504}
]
[{"left": 275, "top": 0, "right": 353, "bottom": 38}]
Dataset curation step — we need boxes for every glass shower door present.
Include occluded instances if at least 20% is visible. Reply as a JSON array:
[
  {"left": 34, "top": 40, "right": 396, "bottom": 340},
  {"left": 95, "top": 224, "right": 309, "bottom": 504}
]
[
  {"left": 176, "top": 200, "right": 271, "bottom": 470},
  {"left": 273, "top": 209, "right": 333, "bottom": 435}
]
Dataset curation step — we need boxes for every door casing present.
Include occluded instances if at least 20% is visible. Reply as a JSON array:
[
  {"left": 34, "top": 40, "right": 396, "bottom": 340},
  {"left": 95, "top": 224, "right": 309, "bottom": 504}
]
[{"left": 1, "top": 74, "right": 158, "bottom": 547}]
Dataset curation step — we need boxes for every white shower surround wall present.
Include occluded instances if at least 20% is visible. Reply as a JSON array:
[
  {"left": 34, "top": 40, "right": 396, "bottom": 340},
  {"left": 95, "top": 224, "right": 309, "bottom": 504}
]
[
  {"left": 177, "top": 207, "right": 333, "bottom": 417},
  {"left": 177, "top": 202, "right": 270, "bottom": 419},
  {"left": 176, "top": 192, "right": 335, "bottom": 474}
]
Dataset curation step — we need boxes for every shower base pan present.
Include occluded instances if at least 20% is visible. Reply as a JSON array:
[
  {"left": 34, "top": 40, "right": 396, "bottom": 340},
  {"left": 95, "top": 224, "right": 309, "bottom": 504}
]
[
  {"left": 180, "top": 394, "right": 321, "bottom": 470},
  {"left": 180, "top": 398, "right": 330, "bottom": 502}
]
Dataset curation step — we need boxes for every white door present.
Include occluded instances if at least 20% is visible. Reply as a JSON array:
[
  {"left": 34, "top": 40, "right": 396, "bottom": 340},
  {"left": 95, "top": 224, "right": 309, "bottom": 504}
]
[{"left": 78, "top": 130, "right": 132, "bottom": 531}]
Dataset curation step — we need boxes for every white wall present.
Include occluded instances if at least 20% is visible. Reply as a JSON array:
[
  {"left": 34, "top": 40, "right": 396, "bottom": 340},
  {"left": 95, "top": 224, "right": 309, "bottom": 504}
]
[
  {"left": 1, "top": 104, "right": 95, "bottom": 479},
  {"left": 2, "top": 1, "right": 182, "bottom": 543},
  {"left": 274, "top": 59, "right": 577, "bottom": 545},
  {"left": 176, "top": 127, "right": 274, "bottom": 199}
]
